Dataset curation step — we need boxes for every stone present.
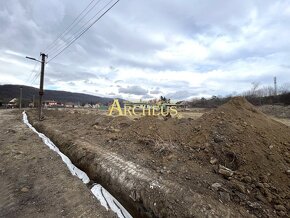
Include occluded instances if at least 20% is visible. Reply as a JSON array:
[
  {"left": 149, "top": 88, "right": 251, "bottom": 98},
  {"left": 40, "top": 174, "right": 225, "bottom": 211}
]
[
  {"left": 256, "top": 182, "right": 264, "bottom": 188},
  {"left": 231, "top": 180, "right": 246, "bottom": 193},
  {"left": 286, "top": 169, "right": 290, "bottom": 175},
  {"left": 218, "top": 165, "right": 234, "bottom": 178},
  {"left": 211, "top": 182, "right": 222, "bottom": 190},
  {"left": 247, "top": 201, "right": 261, "bottom": 209},
  {"left": 219, "top": 191, "right": 231, "bottom": 202},
  {"left": 241, "top": 176, "right": 252, "bottom": 183},
  {"left": 210, "top": 157, "right": 218, "bottom": 165},
  {"left": 21, "top": 187, "right": 29, "bottom": 192}
]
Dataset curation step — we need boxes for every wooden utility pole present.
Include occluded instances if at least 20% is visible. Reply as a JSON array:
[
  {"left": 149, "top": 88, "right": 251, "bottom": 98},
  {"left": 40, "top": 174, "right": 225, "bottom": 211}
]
[
  {"left": 19, "top": 86, "right": 22, "bottom": 109},
  {"left": 39, "top": 53, "right": 48, "bottom": 121},
  {"left": 32, "top": 94, "right": 35, "bottom": 108}
]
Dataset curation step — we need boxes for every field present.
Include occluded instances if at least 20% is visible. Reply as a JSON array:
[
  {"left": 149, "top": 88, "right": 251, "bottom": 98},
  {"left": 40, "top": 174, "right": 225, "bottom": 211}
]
[{"left": 1, "top": 97, "right": 290, "bottom": 217}]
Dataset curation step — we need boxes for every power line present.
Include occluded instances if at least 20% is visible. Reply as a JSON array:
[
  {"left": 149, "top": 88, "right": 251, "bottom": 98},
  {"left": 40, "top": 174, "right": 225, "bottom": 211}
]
[
  {"left": 30, "top": 67, "right": 41, "bottom": 85},
  {"left": 44, "top": 0, "right": 98, "bottom": 54},
  {"left": 25, "top": 61, "right": 39, "bottom": 84},
  {"left": 47, "top": 0, "right": 119, "bottom": 63},
  {"left": 48, "top": 0, "right": 116, "bottom": 58}
]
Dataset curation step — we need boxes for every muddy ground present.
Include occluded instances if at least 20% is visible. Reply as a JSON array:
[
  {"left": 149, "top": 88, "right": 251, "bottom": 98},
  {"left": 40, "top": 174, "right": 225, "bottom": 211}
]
[
  {"left": 26, "top": 97, "right": 290, "bottom": 217},
  {"left": 0, "top": 109, "right": 115, "bottom": 218}
]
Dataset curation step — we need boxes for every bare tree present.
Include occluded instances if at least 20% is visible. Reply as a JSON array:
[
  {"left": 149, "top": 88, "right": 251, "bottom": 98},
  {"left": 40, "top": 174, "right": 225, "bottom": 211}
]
[{"left": 278, "top": 83, "right": 290, "bottom": 94}]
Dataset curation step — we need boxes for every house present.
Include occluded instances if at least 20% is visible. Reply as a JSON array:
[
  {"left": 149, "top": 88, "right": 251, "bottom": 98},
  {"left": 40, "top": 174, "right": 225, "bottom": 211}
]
[
  {"left": 7, "top": 98, "right": 18, "bottom": 108},
  {"left": 83, "top": 103, "right": 92, "bottom": 108},
  {"left": 43, "top": 100, "right": 58, "bottom": 107},
  {"left": 179, "top": 101, "right": 190, "bottom": 110}
]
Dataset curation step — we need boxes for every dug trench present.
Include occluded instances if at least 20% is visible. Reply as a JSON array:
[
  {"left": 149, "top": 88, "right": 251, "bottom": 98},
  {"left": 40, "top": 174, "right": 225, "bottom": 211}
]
[
  {"left": 26, "top": 116, "right": 240, "bottom": 217},
  {"left": 27, "top": 97, "right": 290, "bottom": 217}
]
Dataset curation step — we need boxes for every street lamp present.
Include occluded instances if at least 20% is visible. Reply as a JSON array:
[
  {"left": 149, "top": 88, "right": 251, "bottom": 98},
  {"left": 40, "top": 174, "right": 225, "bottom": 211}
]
[{"left": 25, "top": 56, "right": 42, "bottom": 63}]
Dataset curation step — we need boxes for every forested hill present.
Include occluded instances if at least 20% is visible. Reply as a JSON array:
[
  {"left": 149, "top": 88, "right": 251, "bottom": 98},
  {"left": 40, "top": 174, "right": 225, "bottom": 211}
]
[{"left": 0, "top": 84, "right": 117, "bottom": 105}]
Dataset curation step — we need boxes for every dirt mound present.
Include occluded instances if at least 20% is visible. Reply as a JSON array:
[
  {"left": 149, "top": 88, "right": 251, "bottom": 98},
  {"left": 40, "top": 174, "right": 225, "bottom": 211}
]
[
  {"left": 186, "top": 97, "right": 290, "bottom": 215},
  {"left": 112, "top": 97, "right": 290, "bottom": 216}
]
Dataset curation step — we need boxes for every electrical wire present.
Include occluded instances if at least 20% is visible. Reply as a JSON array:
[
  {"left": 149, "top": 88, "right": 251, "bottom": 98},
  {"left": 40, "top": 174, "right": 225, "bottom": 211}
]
[
  {"left": 47, "top": 0, "right": 119, "bottom": 63},
  {"left": 30, "top": 66, "right": 41, "bottom": 86},
  {"left": 25, "top": 61, "right": 39, "bottom": 84},
  {"left": 48, "top": 0, "right": 116, "bottom": 58},
  {"left": 48, "top": 0, "right": 114, "bottom": 58},
  {"left": 43, "top": 0, "right": 98, "bottom": 54}
]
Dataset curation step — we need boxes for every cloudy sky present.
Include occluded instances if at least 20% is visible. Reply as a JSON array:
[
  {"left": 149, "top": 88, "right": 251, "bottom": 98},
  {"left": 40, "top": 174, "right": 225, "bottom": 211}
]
[{"left": 0, "top": 0, "right": 290, "bottom": 101}]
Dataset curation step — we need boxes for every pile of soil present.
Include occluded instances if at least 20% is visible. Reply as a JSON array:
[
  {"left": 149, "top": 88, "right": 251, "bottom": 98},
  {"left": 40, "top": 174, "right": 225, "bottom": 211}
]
[
  {"left": 27, "top": 97, "right": 290, "bottom": 217},
  {"left": 114, "top": 97, "right": 290, "bottom": 216},
  {"left": 185, "top": 97, "right": 290, "bottom": 216}
]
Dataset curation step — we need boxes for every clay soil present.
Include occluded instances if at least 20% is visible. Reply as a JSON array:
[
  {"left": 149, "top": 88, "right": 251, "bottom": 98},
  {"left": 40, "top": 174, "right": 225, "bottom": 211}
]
[{"left": 27, "top": 97, "right": 290, "bottom": 217}]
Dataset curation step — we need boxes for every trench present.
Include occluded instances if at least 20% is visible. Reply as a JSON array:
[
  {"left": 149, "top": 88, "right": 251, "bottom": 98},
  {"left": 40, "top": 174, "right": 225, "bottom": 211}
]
[
  {"left": 22, "top": 111, "right": 242, "bottom": 218},
  {"left": 22, "top": 111, "right": 133, "bottom": 218}
]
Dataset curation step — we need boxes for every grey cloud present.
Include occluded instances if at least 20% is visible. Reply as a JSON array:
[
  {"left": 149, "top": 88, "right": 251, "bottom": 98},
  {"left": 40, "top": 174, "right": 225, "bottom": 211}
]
[
  {"left": 127, "top": 78, "right": 190, "bottom": 90},
  {"left": 119, "top": 85, "right": 148, "bottom": 95},
  {"left": 142, "top": 94, "right": 154, "bottom": 99},
  {"left": 150, "top": 88, "right": 161, "bottom": 94},
  {"left": 47, "top": 69, "right": 97, "bottom": 82}
]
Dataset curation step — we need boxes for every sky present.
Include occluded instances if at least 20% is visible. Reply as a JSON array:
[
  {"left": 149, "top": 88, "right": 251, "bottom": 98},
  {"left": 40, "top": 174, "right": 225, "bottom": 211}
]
[{"left": 0, "top": 0, "right": 290, "bottom": 101}]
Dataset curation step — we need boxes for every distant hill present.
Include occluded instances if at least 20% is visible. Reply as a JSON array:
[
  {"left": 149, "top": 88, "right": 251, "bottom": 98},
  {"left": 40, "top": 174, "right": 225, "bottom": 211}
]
[{"left": 0, "top": 84, "right": 119, "bottom": 106}]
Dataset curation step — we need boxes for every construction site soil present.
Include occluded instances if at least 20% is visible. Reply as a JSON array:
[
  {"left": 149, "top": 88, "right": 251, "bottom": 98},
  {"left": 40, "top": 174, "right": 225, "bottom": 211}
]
[{"left": 27, "top": 97, "right": 290, "bottom": 217}]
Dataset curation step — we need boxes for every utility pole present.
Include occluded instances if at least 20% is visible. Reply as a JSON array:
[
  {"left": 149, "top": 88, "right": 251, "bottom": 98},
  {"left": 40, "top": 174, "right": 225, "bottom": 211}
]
[
  {"left": 25, "top": 53, "right": 48, "bottom": 121},
  {"left": 274, "top": 76, "right": 277, "bottom": 96},
  {"left": 32, "top": 94, "right": 35, "bottom": 108},
  {"left": 19, "top": 86, "right": 22, "bottom": 109},
  {"left": 39, "top": 53, "right": 48, "bottom": 121}
]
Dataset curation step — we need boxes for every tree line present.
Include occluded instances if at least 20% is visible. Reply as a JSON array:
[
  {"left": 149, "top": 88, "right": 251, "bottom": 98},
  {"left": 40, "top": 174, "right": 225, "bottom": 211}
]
[{"left": 187, "top": 82, "right": 290, "bottom": 108}]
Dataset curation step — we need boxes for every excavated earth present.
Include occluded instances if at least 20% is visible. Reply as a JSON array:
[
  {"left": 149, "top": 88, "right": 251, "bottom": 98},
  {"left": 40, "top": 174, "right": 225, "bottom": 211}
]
[{"left": 27, "top": 97, "right": 290, "bottom": 217}]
